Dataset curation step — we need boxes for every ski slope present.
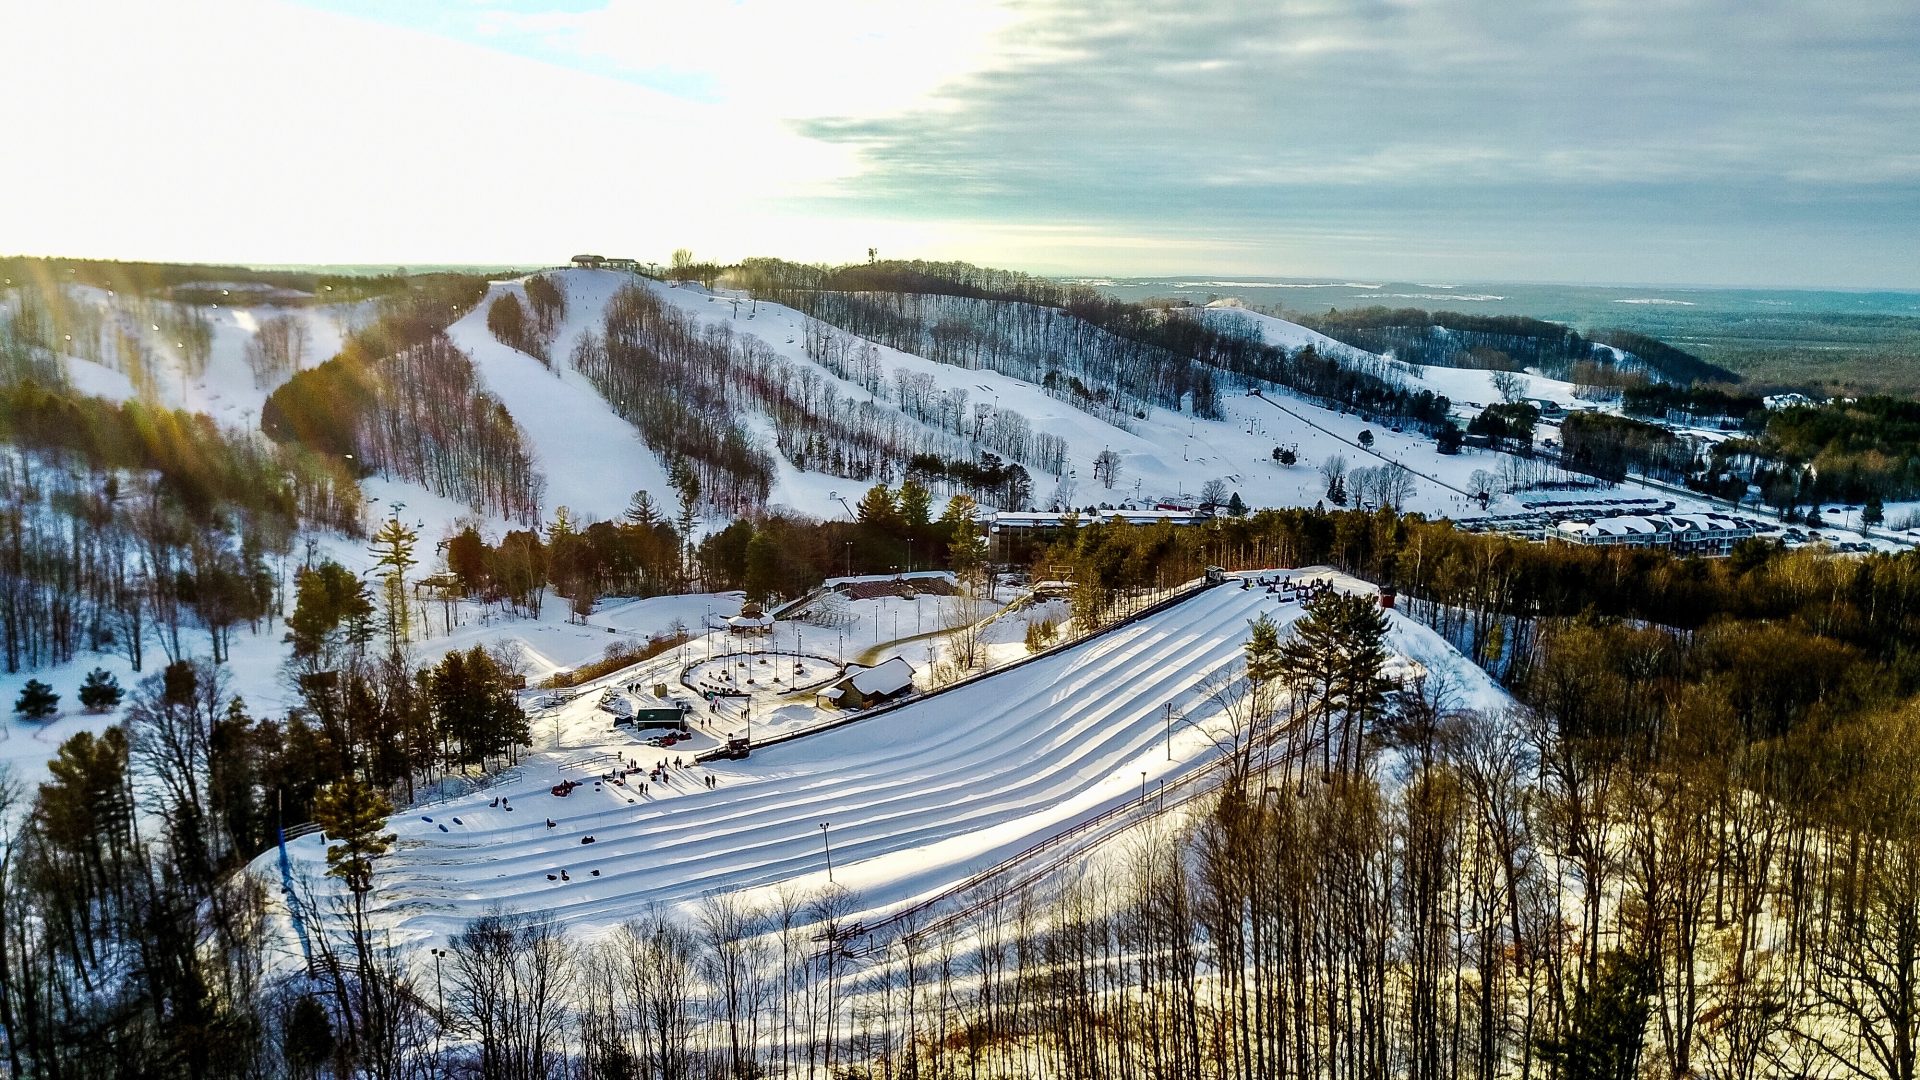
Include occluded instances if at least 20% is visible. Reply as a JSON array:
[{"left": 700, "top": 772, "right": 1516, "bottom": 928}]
[
  {"left": 633, "top": 278, "right": 1496, "bottom": 518},
  {"left": 471, "top": 272, "right": 1642, "bottom": 526},
  {"left": 13, "top": 283, "right": 364, "bottom": 427},
  {"left": 445, "top": 271, "right": 674, "bottom": 523},
  {"left": 278, "top": 571, "right": 1510, "bottom": 946}
]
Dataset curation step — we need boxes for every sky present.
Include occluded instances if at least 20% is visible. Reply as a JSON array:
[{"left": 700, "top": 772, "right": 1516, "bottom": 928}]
[{"left": 4, "top": 0, "right": 1917, "bottom": 287}]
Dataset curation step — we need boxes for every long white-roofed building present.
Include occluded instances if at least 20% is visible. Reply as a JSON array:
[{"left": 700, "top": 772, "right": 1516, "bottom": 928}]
[{"left": 1553, "top": 512, "right": 1757, "bottom": 556}]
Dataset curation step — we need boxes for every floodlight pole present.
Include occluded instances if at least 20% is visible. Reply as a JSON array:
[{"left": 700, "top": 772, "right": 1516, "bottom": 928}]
[{"left": 820, "top": 822, "right": 834, "bottom": 883}]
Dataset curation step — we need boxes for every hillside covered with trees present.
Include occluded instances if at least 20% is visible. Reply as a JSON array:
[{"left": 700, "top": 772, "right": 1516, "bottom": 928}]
[{"left": 1298, "top": 305, "right": 1739, "bottom": 387}]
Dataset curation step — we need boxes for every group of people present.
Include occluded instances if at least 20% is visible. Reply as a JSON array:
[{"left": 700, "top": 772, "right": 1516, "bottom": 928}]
[
  {"left": 533, "top": 753, "right": 725, "bottom": 880},
  {"left": 1246, "top": 574, "right": 1336, "bottom": 604}
]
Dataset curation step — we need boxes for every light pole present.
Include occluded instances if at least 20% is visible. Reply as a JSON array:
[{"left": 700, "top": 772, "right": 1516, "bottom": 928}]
[
  {"left": 430, "top": 946, "right": 447, "bottom": 1016},
  {"left": 429, "top": 944, "right": 449, "bottom": 1068},
  {"left": 844, "top": 542, "right": 853, "bottom": 579},
  {"left": 1141, "top": 771, "right": 1148, "bottom": 803},
  {"left": 1165, "top": 702, "right": 1174, "bottom": 760},
  {"left": 906, "top": 538, "right": 914, "bottom": 575},
  {"left": 820, "top": 821, "right": 834, "bottom": 882}
]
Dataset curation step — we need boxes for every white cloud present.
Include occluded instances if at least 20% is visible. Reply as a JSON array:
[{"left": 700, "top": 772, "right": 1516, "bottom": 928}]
[{"left": 495, "top": 0, "right": 1034, "bottom": 119}]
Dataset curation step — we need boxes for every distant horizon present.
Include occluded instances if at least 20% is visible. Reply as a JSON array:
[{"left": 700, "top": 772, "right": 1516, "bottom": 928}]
[{"left": 12, "top": 252, "right": 1920, "bottom": 298}]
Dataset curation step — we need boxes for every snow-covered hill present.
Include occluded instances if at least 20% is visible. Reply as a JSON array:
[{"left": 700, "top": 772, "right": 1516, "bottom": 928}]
[
  {"left": 421, "top": 269, "right": 1762, "bottom": 536},
  {"left": 1202, "top": 302, "right": 1588, "bottom": 409},
  {"left": 549, "top": 275, "right": 1500, "bottom": 519},
  {"left": 4, "top": 283, "right": 367, "bottom": 427},
  {"left": 445, "top": 271, "right": 674, "bottom": 523}
]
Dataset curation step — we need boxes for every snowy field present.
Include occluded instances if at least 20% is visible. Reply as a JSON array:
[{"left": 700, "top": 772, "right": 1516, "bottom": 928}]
[{"left": 272, "top": 571, "right": 1511, "bottom": 951}]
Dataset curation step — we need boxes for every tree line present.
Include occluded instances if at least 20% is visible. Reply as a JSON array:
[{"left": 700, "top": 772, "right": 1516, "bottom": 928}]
[
  {"left": 572, "top": 285, "right": 776, "bottom": 516},
  {"left": 485, "top": 275, "right": 567, "bottom": 366}
]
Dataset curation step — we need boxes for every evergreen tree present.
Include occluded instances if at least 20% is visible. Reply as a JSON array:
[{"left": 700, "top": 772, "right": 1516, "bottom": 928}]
[
  {"left": 370, "top": 515, "right": 419, "bottom": 657},
  {"left": 312, "top": 777, "right": 396, "bottom": 894},
  {"left": 1226, "top": 491, "right": 1248, "bottom": 517},
  {"left": 856, "top": 484, "right": 901, "bottom": 531},
  {"left": 1243, "top": 612, "right": 1284, "bottom": 760},
  {"left": 944, "top": 495, "right": 987, "bottom": 576},
  {"left": 429, "top": 646, "right": 528, "bottom": 768},
  {"left": 77, "top": 668, "right": 123, "bottom": 713},
  {"left": 445, "top": 526, "right": 489, "bottom": 594},
  {"left": 282, "top": 995, "right": 336, "bottom": 1078},
  {"left": 1865, "top": 491, "right": 1885, "bottom": 526},
  {"left": 897, "top": 479, "right": 933, "bottom": 529},
  {"left": 287, "top": 560, "right": 374, "bottom": 669},
  {"left": 1280, "top": 590, "right": 1391, "bottom": 775},
  {"left": 39, "top": 727, "right": 135, "bottom": 869},
  {"left": 670, "top": 460, "right": 701, "bottom": 584},
  {"left": 744, "top": 533, "right": 781, "bottom": 604},
  {"left": 1536, "top": 948, "right": 1654, "bottom": 1080},
  {"left": 625, "top": 489, "right": 663, "bottom": 528},
  {"left": 14, "top": 679, "right": 58, "bottom": 720}
]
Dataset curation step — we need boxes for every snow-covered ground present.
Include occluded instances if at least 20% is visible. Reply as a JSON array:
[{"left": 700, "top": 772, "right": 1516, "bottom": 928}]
[{"left": 272, "top": 570, "right": 1511, "bottom": 950}]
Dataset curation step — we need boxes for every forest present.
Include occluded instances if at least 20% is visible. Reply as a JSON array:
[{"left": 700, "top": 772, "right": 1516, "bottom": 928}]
[
  {"left": 1555, "top": 412, "right": 1695, "bottom": 484},
  {"left": 0, "top": 382, "right": 364, "bottom": 674},
  {"left": 262, "top": 275, "right": 544, "bottom": 525}
]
